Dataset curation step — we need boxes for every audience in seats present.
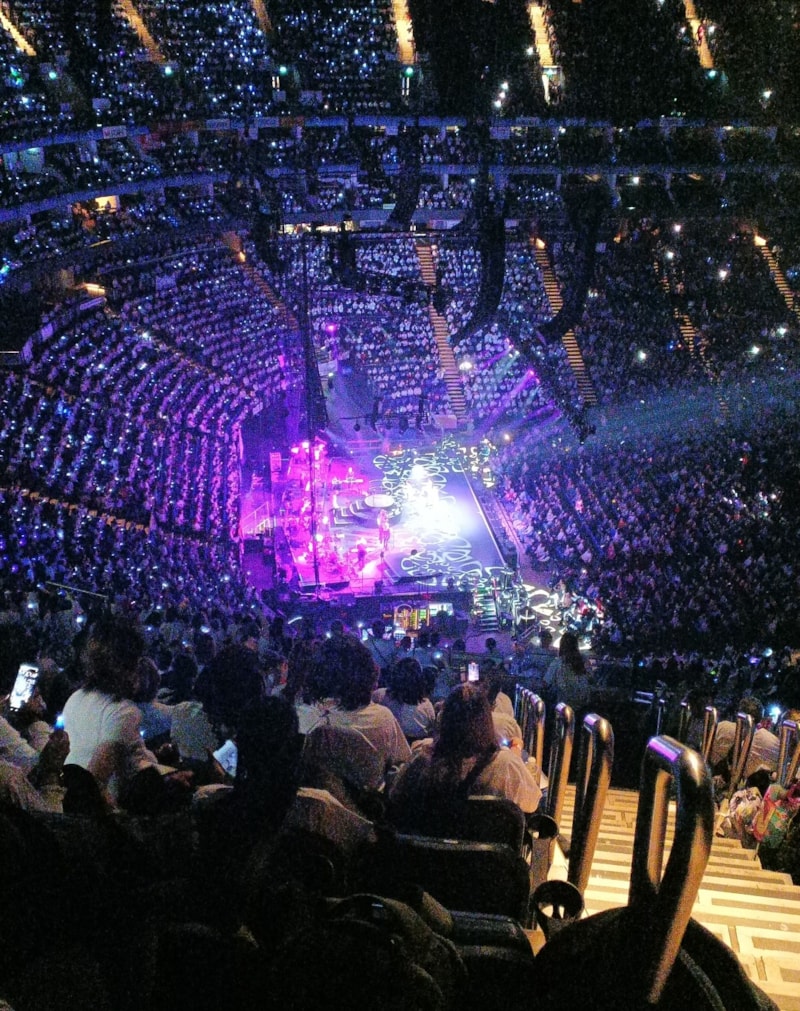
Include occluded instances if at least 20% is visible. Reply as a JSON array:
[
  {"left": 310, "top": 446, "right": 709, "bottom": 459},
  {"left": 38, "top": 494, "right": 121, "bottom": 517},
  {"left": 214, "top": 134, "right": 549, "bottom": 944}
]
[
  {"left": 709, "top": 695, "right": 781, "bottom": 782},
  {"left": 497, "top": 398, "right": 800, "bottom": 652},
  {"left": 372, "top": 656, "right": 437, "bottom": 743},
  {"left": 543, "top": 630, "right": 592, "bottom": 712},
  {"left": 483, "top": 669, "right": 524, "bottom": 746},
  {"left": 302, "top": 632, "right": 412, "bottom": 776},
  {"left": 0, "top": 685, "right": 69, "bottom": 812},
  {"left": 387, "top": 682, "right": 542, "bottom": 825},
  {"left": 61, "top": 613, "right": 163, "bottom": 807}
]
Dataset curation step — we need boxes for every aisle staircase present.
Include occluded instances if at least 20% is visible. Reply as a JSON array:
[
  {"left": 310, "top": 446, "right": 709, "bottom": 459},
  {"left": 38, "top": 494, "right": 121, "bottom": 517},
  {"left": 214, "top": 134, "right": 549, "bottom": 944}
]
[
  {"left": 653, "top": 260, "right": 730, "bottom": 417},
  {"left": 250, "top": 0, "right": 272, "bottom": 33},
  {"left": 528, "top": 3, "right": 555, "bottom": 68},
  {"left": 240, "top": 258, "right": 297, "bottom": 332},
  {"left": 683, "top": 0, "right": 715, "bottom": 70},
  {"left": 118, "top": 0, "right": 166, "bottom": 65},
  {"left": 758, "top": 240, "right": 800, "bottom": 321},
  {"left": 0, "top": 6, "right": 36, "bottom": 56},
  {"left": 391, "top": 0, "right": 415, "bottom": 64},
  {"left": 558, "top": 784, "right": 800, "bottom": 1010},
  {"left": 531, "top": 239, "right": 597, "bottom": 407},
  {"left": 474, "top": 581, "right": 500, "bottom": 633},
  {"left": 414, "top": 239, "right": 468, "bottom": 422}
]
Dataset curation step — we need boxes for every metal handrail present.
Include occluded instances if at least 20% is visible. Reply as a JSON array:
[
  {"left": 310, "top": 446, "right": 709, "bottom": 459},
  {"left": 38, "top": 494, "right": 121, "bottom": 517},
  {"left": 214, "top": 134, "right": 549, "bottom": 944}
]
[
  {"left": 516, "top": 687, "right": 546, "bottom": 783},
  {"left": 529, "top": 691, "right": 546, "bottom": 784},
  {"left": 676, "top": 700, "right": 690, "bottom": 743},
  {"left": 545, "top": 702, "right": 574, "bottom": 829},
  {"left": 567, "top": 713, "right": 614, "bottom": 896},
  {"left": 727, "top": 711, "right": 755, "bottom": 797},
  {"left": 528, "top": 693, "right": 546, "bottom": 784},
  {"left": 778, "top": 719, "right": 799, "bottom": 787},
  {"left": 785, "top": 738, "right": 800, "bottom": 788},
  {"left": 515, "top": 684, "right": 532, "bottom": 742},
  {"left": 629, "top": 736, "right": 714, "bottom": 1004},
  {"left": 514, "top": 683, "right": 526, "bottom": 723},
  {"left": 701, "top": 705, "right": 718, "bottom": 763}
]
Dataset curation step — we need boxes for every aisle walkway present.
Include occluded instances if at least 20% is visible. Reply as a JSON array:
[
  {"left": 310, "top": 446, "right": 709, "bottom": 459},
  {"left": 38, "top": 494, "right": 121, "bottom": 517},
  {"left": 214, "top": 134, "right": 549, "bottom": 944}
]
[
  {"left": 391, "top": 0, "right": 415, "bottom": 65},
  {"left": 415, "top": 238, "right": 468, "bottom": 421},
  {"left": 0, "top": 9, "right": 36, "bottom": 56},
  {"left": 251, "top": 0, "right": 272, "bottom": 34},
  {"left": 557, "top": 785, "right": 800, "bottom": 1010},
  {"left": 530, "top": 236, "right": 597, "bottom": 407},
  {"left": 652, "top": 255, "right": 729, "bottom": 418},
  {"left": 683, "top": 0, "right": 715, "bottom": 70},
  {"left": 527, "top": 2, "right": 562, "bottom": 104},
  {"left": 528, "top": 3, "right": 555, "bottom": 68},
  {"left": 757, "top": 236, "right": 800, "bottom": 322},
  {"left": 118, "top": 0, "right": 166, "bottom": 65}
]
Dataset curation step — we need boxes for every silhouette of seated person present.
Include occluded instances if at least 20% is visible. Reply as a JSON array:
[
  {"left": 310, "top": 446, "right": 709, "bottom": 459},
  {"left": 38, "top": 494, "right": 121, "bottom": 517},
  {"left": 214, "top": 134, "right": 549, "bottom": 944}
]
[
  {"left": 298, "top": 633, "right": 412, "bottom": 795},
  {"left": 372, "top": 657, "right": 437, "bottom": 742},
  {"left": 387, "top": 683, "right": 542, "bottom": 838},
  {"left": 61, "top": 614, "right": 173, "bottom": 810}
]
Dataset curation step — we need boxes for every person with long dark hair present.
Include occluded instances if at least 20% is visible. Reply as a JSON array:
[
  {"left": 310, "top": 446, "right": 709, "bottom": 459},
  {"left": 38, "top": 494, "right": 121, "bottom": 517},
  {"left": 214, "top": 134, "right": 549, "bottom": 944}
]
[
  {"left": 387, "top": 683, "right": 541, "bottom": 830},
  {"left": 62, "top": 613, "right": 160, "bottom": 806},
  {"left": 372, "top": 656, "right": 436, "bottom": 742},
  {"left": 544, "top": 631, "right": 592, "bottom": 711}
]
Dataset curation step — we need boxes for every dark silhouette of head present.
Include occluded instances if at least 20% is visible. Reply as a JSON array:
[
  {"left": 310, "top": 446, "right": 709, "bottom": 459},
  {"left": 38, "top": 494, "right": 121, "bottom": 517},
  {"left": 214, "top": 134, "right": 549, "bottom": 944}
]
[{"left": 435, "top": 683, "right": 497, "bottom": 762}]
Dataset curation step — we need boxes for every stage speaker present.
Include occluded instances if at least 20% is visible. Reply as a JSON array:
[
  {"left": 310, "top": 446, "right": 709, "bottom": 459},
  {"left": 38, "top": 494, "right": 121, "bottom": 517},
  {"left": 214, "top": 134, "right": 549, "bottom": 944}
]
[{"left": 325, "top": 580, "right": 351, "bottom": 591}]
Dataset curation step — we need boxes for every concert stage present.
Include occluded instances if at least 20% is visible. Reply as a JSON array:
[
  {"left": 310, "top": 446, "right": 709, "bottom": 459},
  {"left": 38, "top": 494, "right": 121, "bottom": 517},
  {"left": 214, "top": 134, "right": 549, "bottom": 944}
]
[{"left": 241, "top": 437, "right": 511, "bottom": 600}]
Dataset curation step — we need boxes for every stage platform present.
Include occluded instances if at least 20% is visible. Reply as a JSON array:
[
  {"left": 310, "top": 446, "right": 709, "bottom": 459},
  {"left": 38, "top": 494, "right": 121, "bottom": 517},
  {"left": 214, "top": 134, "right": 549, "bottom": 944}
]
[{"left": 241, "top": 437, "right": 512, "bottom": 600}]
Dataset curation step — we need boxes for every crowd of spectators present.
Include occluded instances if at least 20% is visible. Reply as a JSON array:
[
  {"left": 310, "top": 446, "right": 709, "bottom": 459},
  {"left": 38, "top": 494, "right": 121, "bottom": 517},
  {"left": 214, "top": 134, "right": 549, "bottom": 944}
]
[
  {"left": 696, "top": 0, "right": 800, "bottom": 122},
  {"left": 0, "top": 229, "right": 306, "bottom": 540},
  {"left": 497, "top": 393, "right": 800, "bottom": 653},
  {"left": 1, "top": 0, "right": 799, "bottom": 156},
  {"left": 259, "top": 233, "right": 451, "bottom": 425},
  {"left": 545, "top": 0, "right": 710, "bottom": 122},
  {"left": 2, "top": 5, "right": 800, "bottom": 1006},
  {"left": 3, "top": 119, "right": 799, "bottom": 281},
  {"left": 273, "top": 0, "right": 401, "bottom": 115},
  {"left": 0, "top": 30, "right": 72, "bottom": 140},
  {"left": 434, "top": 240, "right": 554, "bottom": 425}
]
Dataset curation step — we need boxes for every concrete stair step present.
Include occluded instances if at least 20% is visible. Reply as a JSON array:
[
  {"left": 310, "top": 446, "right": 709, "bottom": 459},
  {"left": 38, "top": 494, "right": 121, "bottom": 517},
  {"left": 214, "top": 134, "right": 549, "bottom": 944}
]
[
  {"left": 585, "top": 857, "right": 790, "bottom": 888},
  {"left": 584, "top": 891, "right": 800, "bottom": 946},
  {"left": 560, "top": 813, "right": 758, "bottom": 851},
  {"left": 585, "top": 836, "right": 762, "bottom": 867}
]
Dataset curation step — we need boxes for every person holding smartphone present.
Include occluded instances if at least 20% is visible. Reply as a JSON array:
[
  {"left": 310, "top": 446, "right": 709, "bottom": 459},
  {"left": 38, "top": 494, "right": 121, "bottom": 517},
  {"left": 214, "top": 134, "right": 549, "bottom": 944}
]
[{"left": 0, "top": 668, "right": 70, "bottom": 811}]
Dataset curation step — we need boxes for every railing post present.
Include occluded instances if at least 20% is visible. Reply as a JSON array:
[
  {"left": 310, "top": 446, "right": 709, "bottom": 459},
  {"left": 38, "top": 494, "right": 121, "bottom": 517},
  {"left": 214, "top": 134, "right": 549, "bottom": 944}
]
[
  {"left": 545, "top": 702, "right": 574, "bottom": 830},
  {"left": 567, "top": 713, "right": 614, "bottom": 896},
  {"left": 701, "top": 705, "right": 718, "bottom": 763},
  {"left": 726, "top": 711, "right": 754, "bottom": 798}
]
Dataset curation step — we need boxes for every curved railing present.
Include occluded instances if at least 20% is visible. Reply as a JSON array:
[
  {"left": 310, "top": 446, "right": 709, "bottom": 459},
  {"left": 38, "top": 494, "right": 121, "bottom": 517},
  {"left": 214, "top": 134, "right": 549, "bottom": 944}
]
[
  {"left": 629, "top": 736, "right": 715, "bottom": 1003},
  {"left": 545, "top": 701, "right": 574, "bottom": 830},
  {"left": 567, "top": 712, "right": 614, "bottom": 896}
]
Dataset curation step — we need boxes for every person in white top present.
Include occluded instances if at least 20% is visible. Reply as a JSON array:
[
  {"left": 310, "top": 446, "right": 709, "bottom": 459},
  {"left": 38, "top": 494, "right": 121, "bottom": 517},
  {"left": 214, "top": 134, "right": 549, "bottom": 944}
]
[
  {"left": 0, "top": 706, "right": 69, "bottom": 812},
  {"left": 482, "top": 670, "right": 523, "bottom": 745},
  {"left": 62, "top": 614, "right": 160, "bottom": 806},
  {"left": 300, "top": 634, "right": 412, "bottom": 778},
  {"left": 372, "top": 657, "right": 436, "bottom": 742},
  {"left": 709, "top": 696, "right": 780, "bottom": 781},
  {"left": 365, "top": 619, "right": 398, "bottom": 676}
]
